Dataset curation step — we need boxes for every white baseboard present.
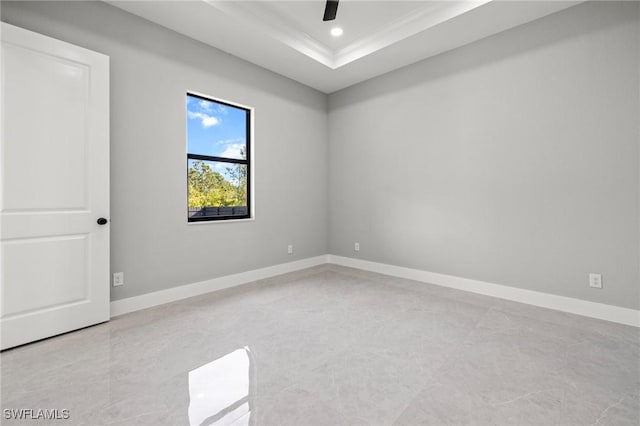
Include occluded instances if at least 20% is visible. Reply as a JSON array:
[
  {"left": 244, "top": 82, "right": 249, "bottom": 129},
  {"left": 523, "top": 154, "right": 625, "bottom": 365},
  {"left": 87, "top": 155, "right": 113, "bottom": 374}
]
[
  {"left": 110, "top": 255, "right": 329, "bottom": 317},
  {"left": 110, "top": 253, "right": 639, "bottom": 328},
  {"left": 328, "top": 255, "right": 640, "bottom": 328}
]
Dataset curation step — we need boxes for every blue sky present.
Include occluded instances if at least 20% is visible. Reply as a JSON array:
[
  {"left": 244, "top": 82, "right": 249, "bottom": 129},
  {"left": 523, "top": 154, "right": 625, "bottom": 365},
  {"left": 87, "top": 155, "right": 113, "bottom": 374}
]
[{"left": 186, "top": 94, "right": 247, "bottom": 160}]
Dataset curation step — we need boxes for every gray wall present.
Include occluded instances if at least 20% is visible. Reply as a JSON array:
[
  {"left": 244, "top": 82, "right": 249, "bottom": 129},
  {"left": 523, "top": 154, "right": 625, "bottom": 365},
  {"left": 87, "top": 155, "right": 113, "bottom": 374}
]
[
  {"left": 328, "top": 1, "right": 640, "bottom": 309},
  {"left": 1, "top": 1, "right": 329, "bottom": 301},
  {"left": 3, "top": 1, "right": 638, "bottom": 311}
]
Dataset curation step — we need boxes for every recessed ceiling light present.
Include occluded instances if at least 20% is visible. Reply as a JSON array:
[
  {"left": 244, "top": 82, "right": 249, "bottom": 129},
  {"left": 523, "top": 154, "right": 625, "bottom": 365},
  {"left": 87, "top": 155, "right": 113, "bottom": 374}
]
[{"left": 330, "top": 27, "right": 343, "bottom": 37}]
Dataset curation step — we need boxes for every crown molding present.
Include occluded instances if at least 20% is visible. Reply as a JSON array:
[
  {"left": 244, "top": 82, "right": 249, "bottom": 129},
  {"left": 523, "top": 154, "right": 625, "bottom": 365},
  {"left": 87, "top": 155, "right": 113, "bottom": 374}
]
[
  {"left": 333, "top": 0, "right": 491, "bottom": 68},
  {"left": 205, "top": 0, "right": 335, "bottom": 67},
  {"left": 206, "top": 0, "right": 493, "bottom": 70},
  {"left": 107, "top": 0, "right": 585, "bottom": 93}
]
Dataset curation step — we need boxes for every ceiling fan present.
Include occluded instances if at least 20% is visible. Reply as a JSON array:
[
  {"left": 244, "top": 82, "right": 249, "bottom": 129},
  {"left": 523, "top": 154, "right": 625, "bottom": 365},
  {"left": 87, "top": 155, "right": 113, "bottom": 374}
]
[{"left": 323, "top": 0, "right": 339, "bottom": 21}]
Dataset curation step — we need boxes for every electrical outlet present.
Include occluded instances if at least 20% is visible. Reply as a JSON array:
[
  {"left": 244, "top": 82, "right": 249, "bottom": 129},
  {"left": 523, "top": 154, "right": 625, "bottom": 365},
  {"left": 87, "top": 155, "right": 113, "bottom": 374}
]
[
  {"left": 287, "top": 244, "right": 293, "bottom": 255},
  {"left": 113, "top": 272, "right": 124, "bottom": 287},
  {"left": 354, "top": 242, "right": 360, "bottom": 252},
  {"left": 589, "top": 273, "right": 602, "bottom": 289}
]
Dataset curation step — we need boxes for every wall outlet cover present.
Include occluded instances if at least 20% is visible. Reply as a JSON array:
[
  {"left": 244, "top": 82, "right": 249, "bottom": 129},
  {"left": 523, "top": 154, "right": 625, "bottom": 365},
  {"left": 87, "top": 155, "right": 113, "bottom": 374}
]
[
  {"left": 113, "top": 272, "right": 124, "bottom": 287},
  {"left": 589, "top": 273, "right": 602, "bottom": 289}
]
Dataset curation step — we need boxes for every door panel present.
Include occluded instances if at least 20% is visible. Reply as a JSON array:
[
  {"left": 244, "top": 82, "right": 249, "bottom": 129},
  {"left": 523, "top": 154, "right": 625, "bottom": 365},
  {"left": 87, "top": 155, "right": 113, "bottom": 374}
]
[
  {"left": 3, "top": 43, "right": 88, "bottom": 211},
  {"left": 2, "top": 236, "right": 89, "bottom": 317},
  {"left": 1, "top": 23, "right": 110, "bottom": 350}
]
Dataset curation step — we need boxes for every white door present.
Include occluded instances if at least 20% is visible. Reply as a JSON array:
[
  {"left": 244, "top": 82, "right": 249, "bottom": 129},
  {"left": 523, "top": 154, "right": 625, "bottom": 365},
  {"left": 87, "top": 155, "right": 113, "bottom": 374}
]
[{"left": 0, "top": 23, "right": 110, "bottom": 350}]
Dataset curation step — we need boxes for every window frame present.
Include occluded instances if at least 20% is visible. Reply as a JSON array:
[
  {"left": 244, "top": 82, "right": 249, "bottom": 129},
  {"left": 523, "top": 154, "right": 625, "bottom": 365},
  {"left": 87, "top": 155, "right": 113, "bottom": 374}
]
[{"left": 186, "top": 92, "right": 254, "bottom": 223}]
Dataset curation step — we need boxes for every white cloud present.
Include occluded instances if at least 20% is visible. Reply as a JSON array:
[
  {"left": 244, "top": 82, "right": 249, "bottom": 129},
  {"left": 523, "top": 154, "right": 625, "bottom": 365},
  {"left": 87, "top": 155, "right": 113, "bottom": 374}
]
[
  {"left": 216, "top": 138, "right": 244, "bottom": 146},
  {"left": 215, "top": 105, "right": 229, "bottom": 115},
  {"left": 188, "top": 111, "right": 220, "bottom": 128},
  {"left": 221, "top": 143, "right": 245, "bottom": 159},
  {"left": 199, "top": 100, "right": 212, "bottom": 112}
]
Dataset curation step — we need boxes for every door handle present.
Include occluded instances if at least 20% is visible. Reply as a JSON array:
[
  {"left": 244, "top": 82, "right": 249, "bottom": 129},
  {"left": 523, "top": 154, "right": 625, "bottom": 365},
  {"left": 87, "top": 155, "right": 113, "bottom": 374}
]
[{"left": 97, "top": 218, "right": 108, "bottom": 225}]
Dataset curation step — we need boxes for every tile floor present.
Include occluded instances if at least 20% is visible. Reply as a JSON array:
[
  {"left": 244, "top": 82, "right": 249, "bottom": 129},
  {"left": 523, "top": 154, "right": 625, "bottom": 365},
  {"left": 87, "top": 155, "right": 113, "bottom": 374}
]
[{"left": 1, "top": 265, "right": 639, "bottom": 425}]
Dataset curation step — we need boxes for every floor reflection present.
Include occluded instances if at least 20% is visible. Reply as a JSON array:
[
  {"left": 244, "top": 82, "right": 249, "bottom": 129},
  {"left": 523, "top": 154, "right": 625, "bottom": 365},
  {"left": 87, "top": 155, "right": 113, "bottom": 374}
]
[{"left": 188, "top": 346, "right": 255, "bottom": 426}]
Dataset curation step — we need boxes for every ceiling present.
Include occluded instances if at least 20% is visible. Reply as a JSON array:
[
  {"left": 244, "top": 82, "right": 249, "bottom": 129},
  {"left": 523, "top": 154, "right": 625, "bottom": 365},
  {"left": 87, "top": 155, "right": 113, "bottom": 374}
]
[{"left": 109, "top": 0, "right": 583, "bottom": 93}]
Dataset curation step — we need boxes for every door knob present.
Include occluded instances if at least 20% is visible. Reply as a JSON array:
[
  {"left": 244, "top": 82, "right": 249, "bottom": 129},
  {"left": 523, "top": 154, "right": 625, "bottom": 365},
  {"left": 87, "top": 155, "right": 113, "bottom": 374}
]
[{"left": 97, "top": 218, "right": 108, "bottom": 225}]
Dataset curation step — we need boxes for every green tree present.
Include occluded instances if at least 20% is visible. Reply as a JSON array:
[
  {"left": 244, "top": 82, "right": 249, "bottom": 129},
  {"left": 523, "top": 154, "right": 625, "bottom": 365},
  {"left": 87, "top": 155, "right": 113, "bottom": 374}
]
[
  {"left": 188, "top": 158, "right": 247, "bottom": 208},
  {"left": 224, "top": 146, "right": 248, "bottom": 206}
]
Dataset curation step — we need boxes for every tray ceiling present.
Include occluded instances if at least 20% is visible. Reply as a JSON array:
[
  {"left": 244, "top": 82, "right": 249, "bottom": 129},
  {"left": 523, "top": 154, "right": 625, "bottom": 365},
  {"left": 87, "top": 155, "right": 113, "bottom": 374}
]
[{"left": 109, "top": 0, "right": 583, "bottom": 93}]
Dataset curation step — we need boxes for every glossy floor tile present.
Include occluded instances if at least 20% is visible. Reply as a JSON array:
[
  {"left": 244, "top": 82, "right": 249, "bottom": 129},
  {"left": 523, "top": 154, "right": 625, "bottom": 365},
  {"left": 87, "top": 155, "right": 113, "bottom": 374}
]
[{"left": 1, "top": 265, "right": 639, "bottom": 425}]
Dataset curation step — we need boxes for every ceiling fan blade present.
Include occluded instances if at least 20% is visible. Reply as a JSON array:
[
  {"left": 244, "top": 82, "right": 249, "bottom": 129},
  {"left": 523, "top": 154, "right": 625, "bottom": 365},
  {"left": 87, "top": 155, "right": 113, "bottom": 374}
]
[{"left": 323, "top": 0, "right": 339, "bottom": 21}]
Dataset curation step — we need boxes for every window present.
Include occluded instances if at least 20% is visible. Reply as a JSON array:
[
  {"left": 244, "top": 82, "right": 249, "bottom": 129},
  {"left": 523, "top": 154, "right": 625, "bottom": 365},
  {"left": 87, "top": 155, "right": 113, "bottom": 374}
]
[{"left": 186, "top": 93, "right": 252, "bottom": 222}]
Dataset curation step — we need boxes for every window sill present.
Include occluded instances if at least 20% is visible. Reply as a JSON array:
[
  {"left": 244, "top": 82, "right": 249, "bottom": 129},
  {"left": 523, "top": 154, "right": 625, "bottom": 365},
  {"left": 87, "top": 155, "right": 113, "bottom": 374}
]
[{"left": 187, "top": 217, "right": 255, "bottom": 225}]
